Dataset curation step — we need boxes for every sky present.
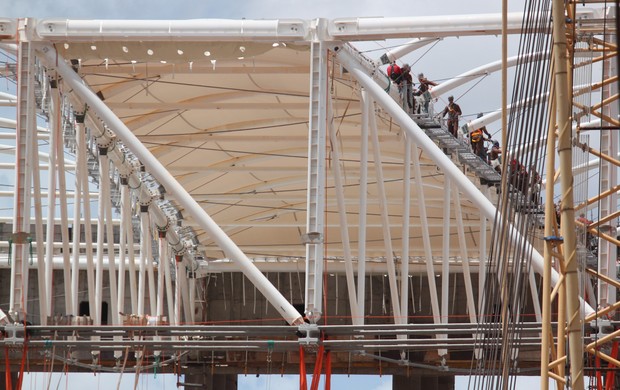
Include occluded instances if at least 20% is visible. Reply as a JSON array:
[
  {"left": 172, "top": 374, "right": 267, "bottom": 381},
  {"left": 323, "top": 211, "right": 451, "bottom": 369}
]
[
  {"left": 4, "top": 1, "right": 542, "bottom": 389},
  {"left": 25, "top": 372, "right": 552, "bottom": 390}
]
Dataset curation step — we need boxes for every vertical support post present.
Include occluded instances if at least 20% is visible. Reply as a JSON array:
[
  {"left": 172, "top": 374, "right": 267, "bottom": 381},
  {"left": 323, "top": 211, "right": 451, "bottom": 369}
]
[
  {"left": 44, "top": 86, "right": 58, "bottom": 317},
  {"left": 56, "top": 103, "right": 73, "bottom": 316},
  {"left": 31, "top": 128, "right": 46, "bottom": 322},
  {"left": 400, "top": 137, "right": 412, "bottom": 326},
  {"left": 102, "top": 154, "right": 119, "bottom": 326},
  {"left": 71, "top": 110, "right": 82, "bottom": 319},
  {"left": 146, "top": 216, "right": 157, "bottom": 316},
  {"left": 163, "top": 241, "right": 175, "bottom": 325},
  {"left": 121, "top": 180, "right": 138, "bottom": 313},
  {"left": 95, "top": 148, "right": 108, "bottom": 325},
  {"left": 76, "top": 120, "right": 96, "bottom": 320},
  {"left": 410, "top": 140, "right": 442, "bottom": 353},
  {"left": 11, "top": 33, "right": 36, "bottom": 319},
  {"left": 452, "top": 183, "right": 477, "bottom": 324},
  {"left": 357, "top": 89, "right": 369, "bottom": 323},
  {"left": 304, "top": 40, "right": 327, "bottom": 323},
  {"left": 174, "top": 254, "right": 184, "bottom": 325},
  {"left": 188, "top": 266, "right": 196, "bottom": 323},
  {"left": 327, "top": 95, "right": 360, "bottom": 324},
  {"left": 598, "top": 26, "right": 618, "bottom": 306},
  {"left": 440, "top": 176, "right": 451, "bottom": 358},
  {"left": 478, "top": 187, "right": 488, "bottom": 314},
  {"left": 118, "top": 180, "right": 128, "bottom": 316},
  {"left": 32, "top": 81, "right": 49, "bottom": 325},
  {"left": 369, "top": 106, "right": 401, "bottom": 321},
  {"left": 156, "top": 230, "right": 166, "bottom": 323},
  {"left": 552, "top": 0, "right": 584, "bottom": 387},
  {"left": 541, "top": 122, "right": 556, "bottom": 390},
  {"left": 138, "top": 204, "right": 150, "bottom": 316}
]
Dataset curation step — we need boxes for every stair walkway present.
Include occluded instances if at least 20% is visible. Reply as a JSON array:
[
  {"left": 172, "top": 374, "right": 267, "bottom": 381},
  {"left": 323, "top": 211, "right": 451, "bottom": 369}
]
[
  {"left": 410, "top": 111, "right": 544, "bottom": 222},
  {"left": 412, "top": 113, "right": 502, "bottom": 186}
]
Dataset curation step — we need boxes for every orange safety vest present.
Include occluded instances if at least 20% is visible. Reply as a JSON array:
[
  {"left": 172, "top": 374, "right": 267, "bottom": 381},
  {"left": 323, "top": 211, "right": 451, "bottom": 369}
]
[{"left": 471, "top": 129, "right": 483, "bottom": 142}]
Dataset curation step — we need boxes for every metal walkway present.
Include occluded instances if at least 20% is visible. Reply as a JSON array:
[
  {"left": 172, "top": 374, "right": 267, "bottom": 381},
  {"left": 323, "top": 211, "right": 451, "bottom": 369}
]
[{"left": 412, "top": 113, "right": 502, "bottom": 186}]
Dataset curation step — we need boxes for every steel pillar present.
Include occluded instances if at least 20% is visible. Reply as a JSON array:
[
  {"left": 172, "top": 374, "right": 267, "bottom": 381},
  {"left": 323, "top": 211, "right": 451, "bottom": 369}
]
[
  {"left": 10, "top": 27, "right": 36, "bottom": 320},
  {"left": 304, "top": 39, "right": 327, "bottom": 323}
]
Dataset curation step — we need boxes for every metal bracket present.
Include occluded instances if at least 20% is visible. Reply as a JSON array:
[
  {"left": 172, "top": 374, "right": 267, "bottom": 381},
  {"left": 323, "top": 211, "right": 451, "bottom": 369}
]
[
  {"left": 297, "top": 323, "right": 320, "bottom": 351},
  {"left": 3, "top": 323, "right": 25, "bottom": 345},
  {"left": 301, "top": 232, "right": 323, "bottom": 244}
]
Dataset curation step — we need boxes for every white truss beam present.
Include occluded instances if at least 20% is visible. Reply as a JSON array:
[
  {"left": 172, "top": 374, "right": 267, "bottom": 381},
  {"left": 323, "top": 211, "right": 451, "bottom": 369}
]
[{"left": 36, "top": 19, "right": 309, "bottom": 41}]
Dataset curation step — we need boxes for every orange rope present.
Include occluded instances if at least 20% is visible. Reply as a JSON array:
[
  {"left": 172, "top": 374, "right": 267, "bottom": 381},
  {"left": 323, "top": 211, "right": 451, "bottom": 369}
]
[
  {"left": 4, "top": 346, "right": 11, "bottom": 390},
  {"left": 16, "top": 339, "right": 27, "bottom": 390},
  {"left": 595, "top": 351, "right": 602, "bottom": 390},
  {"left": 299, "top": 346, "right": 307, "bottom": 390},
  {"left": 309, "top": 344, "right": 324, "bottom": 390},
  {"left": 324, "top": 351, "right": 332, "bottom": 390},
  {"left": 605, "top": 341, "right": 619, "bottom": 390}
]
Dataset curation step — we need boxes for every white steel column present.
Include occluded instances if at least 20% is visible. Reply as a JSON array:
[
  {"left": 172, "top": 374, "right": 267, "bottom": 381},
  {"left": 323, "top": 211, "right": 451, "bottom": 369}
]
[
  {"left": 10, "top": 35, "right": 36, "bottom": 319},
  {"left": 101, "top": 153, "right": 119, "bottom": 327},
  {"left": 56, "top": 105, "right": 73, "bottom": 316},
  {"left": 94, "top": 150, "right": 105, "bottom": 325},
  {"left": 440, "top": 177, "right": 451, "bottom": 358},
  {"left": 156, "top": 231, "right": 166, "bottom": 322},
  {"left": 163, "top": 244, "right": 174, "bottom": 325},
  {"left": 410, "top": 139, "right": 442, "bottom": 352},
  {"left": 39, "top": 45, "right": 304, "bottom": 325},
  {"left": 400, "top": 137, "right": 412, "bottom": 326},
  {"left": 146, "top": 217, "right": 157, "bottom": 316},
  {"left": 304, "top": 40, "right": 327, "bottom": 323},
  {"left": 32, "top": 88, "right": 49, "bottom": 324},
  {"left": 369, "top": 108, "right": 401, "bottom": 321},
  {"left": 118, "top": 181, "right": 128, "bottom": 315},
  {"left": 121, "top": 179, "right": 138, "bottom": 313},
  {"left": 478, "top": 187, "right": 488, "bottom": 314},
  {"left": 174, "top": 254, "right": 184, "bottom": 325},
  {"left": 452, "top": 183, "right": 477, "bottom": 323},
  {"left": 71, "top": 113, "right": 82, "bottom": 318},
  {"left": 188, "top": 268, "right": 196, "bottom": 323},
  {"left": 327, "top": 96, "right": 360, "bottom": 324},
  {"left": 138, "top": 205, "right": 150, "bottom": 316},
  {"left": 154, "top": 230, "right": 166, "bottom": 357},
  {"left": 76, "top": 119, "right": 96, "bottom": 319},
  {"left": 44, "top": 88, "right": 58, "bottom": 317},
  {"left": 357, "top": 90, "right": 370, "bottom": 323}
]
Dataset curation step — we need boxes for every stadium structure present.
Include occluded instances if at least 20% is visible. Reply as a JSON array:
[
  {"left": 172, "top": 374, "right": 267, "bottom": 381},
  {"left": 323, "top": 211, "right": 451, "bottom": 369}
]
[{"left": 0, "top": 1, "right": 618, "bottom": 389}]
